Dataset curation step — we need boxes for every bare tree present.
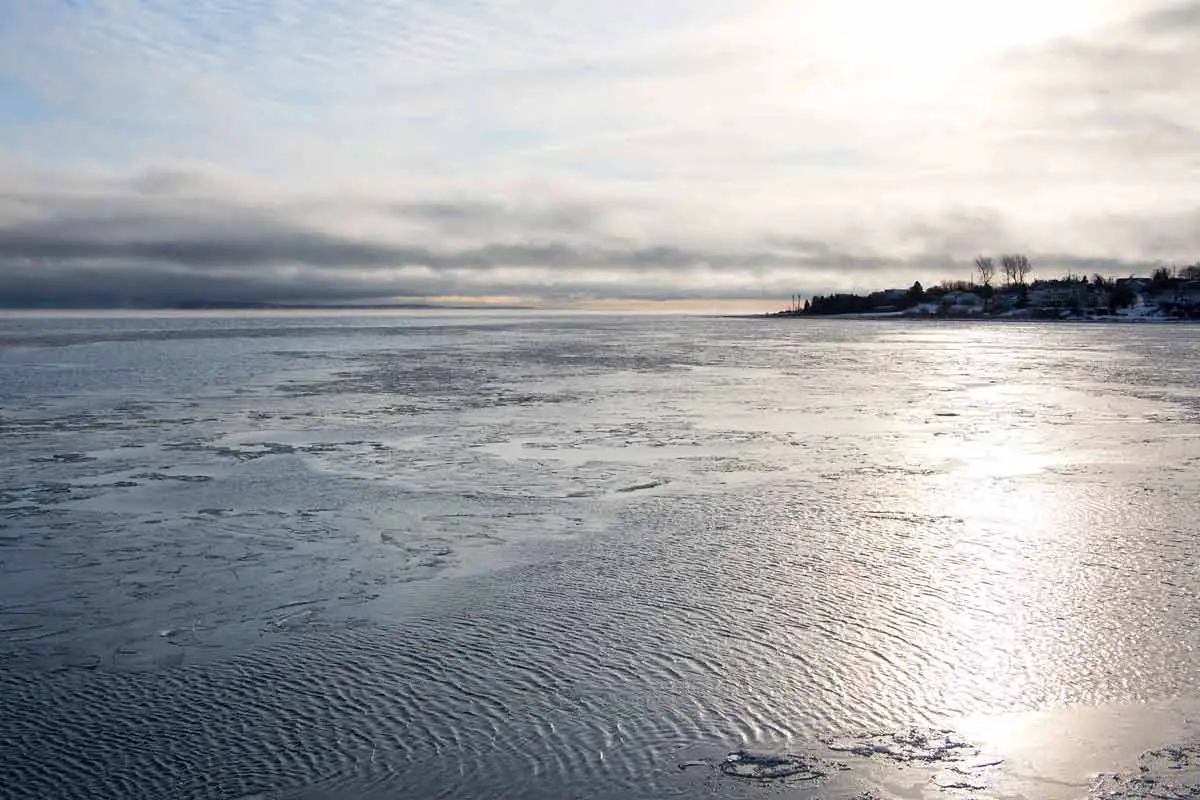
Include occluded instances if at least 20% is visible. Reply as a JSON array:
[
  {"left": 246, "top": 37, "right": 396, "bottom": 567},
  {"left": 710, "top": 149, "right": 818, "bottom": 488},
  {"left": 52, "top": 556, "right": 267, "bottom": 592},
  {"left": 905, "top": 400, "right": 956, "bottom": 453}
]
[
  {"left": 974, "top": 256, "right": 995, "bottom": 287},
  {"left": 998, "top": 253, "right": 1032, "bottom": 286},
  {"left": 1000, "top": 254, "right": 1018, "bottom": 287},
  {"left": 1014, "top": 254, "right": 1031, "bottom": 285}
]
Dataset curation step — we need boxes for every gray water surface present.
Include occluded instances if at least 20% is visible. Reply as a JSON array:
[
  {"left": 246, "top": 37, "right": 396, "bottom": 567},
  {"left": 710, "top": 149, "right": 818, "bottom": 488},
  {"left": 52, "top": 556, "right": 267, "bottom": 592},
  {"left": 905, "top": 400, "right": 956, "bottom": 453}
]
[{"left": 3, "top": 313, "right": 1200, "bottom": 799}]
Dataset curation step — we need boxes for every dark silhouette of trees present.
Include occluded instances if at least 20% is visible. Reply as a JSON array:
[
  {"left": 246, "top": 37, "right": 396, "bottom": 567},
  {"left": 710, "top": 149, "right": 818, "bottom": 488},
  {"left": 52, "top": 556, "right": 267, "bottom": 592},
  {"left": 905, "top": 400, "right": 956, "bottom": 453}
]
[
  {"left": 780, "top": 252, "right": 1192, "bottom": 317},
  {"left": 1109, "top": 281, "right": 1137, "bottom": 312},
  {"left": 1015, "top": 255, "right": 1031, "bottom": 285},
  {"left": 1000, "top": 255, "right": 1016, "bottom": 286},
  {"left": 974, "top": 256, "right": 995, "bottom": 288},
  {"left": 1016, "top": 283, "right": 1030, "bottom": 308},
  {"left": 1150, "top": 266, "right": 1176, "bottom": 292},
  {"left": 1000, "top": 254, "right": 1032, "bottom": 286},
  {"left": 805, "top": 293, "right": 877, "bottom": 315},
  {"left": 906, "top": 281, "right": 925, "bottom": 306},
  {"left": 798, "top": 280, "right": 928, "bottom": 315}
]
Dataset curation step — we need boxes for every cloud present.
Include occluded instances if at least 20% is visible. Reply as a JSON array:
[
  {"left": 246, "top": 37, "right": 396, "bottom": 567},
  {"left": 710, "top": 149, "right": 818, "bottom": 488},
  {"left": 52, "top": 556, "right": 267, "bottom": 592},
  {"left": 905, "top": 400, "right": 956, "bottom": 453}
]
[
  {"left": 1138, "top": 0, "right": 1200, "bottom": 34},
  {"left": 0, "top": 168, "right": 882, "bottom": 305},
  {"left": 0, "top": 2, "right": 1196, "bottom": 306},
  {"left": 1, "top": 164, "right": 1191, "bottom": 307},
  {"left": 996, "top": 1, "right": 1200, "bottom": 167}
]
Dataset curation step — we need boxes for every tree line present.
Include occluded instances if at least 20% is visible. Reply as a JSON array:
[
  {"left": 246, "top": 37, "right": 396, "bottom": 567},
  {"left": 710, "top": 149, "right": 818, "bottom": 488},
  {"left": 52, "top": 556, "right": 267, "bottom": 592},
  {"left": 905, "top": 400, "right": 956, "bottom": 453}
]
[
  {"left": 792, "top": 255, "right": 1200, "bottom": 317},
  {"left": 972, "top": 254, "right": 1031, "bottom": 288},
  {"left": 803, "top": 253, "right": 1037, "bottom": 316}
]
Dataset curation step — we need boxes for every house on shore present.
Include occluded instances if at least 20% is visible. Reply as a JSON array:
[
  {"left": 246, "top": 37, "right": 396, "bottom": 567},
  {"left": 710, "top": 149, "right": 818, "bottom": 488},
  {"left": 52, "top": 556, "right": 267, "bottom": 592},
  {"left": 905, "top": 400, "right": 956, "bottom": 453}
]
[
  {"left": 1155, "top": 281, "right": 1200, "bottom": 316},
  {"left": 1028, "top": 280, "right": 1110, "bottom": 312},
  {"left": 940, "top": 290, "right": 983, "bottom": 315},
  {"left": 865, "top": 288, "right": 910, "bottom": 312}
]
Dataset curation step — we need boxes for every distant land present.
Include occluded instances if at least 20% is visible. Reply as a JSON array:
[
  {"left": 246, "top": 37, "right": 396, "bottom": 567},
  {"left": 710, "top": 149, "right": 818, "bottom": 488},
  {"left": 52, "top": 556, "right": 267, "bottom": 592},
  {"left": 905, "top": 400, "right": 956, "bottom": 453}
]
[
  {"left": 767, "top": 259, "right": 1200, "bottom": 322},
  {"left": 0, "top": 300, "right": 536, "bottom": 312},
  {"left": 169, "top": 300, "right": 537, "bottom": 311}
]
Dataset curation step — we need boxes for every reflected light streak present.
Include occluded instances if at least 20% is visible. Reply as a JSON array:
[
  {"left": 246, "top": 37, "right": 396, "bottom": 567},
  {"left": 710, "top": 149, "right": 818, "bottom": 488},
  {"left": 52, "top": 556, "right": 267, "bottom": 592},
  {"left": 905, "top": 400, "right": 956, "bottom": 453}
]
[
  {"left": 955, "top": 700, "right": 1200, "bottom": 799},
  {"left": 894, "top": 366, "right": 1101, "bottom": 718}
]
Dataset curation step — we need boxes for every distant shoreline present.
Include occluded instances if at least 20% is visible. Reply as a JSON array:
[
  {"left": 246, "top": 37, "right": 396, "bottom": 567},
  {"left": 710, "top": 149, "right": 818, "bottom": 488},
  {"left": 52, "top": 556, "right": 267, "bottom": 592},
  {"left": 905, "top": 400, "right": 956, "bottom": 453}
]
[
  {"left": 766, "top": 272, "right": 1200, "bottom": 323},
  {"left": 0, "top": 302, "right": 538, "bottom": 312},
  {"left": 740, "top": 312, "right": 1196, "bottom": 323}
]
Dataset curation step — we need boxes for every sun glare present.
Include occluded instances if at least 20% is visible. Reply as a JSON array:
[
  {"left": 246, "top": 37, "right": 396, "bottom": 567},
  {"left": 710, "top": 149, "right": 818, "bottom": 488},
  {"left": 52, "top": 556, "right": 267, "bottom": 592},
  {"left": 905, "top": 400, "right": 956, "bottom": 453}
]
[{"left": 763, "top": 0, "right": 1124, "bottom": 84}]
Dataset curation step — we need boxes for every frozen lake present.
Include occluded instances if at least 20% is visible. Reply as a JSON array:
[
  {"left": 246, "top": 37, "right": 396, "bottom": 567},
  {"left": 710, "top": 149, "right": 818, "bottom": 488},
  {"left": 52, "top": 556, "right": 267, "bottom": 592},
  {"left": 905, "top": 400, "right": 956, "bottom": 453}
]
[{"left": 3, "top": 312, "right": 1200, "bottom": 799}]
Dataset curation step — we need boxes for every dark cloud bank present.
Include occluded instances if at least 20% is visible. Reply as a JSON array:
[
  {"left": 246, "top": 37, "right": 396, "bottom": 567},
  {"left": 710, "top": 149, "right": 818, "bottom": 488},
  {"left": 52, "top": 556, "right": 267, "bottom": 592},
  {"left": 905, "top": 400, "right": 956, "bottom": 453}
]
[
  {"left": 0, "top": 184, "right": 1171, "bottom": 308},
  {"left": 0, "top": 177, "right": 969, "bottom": 308}
]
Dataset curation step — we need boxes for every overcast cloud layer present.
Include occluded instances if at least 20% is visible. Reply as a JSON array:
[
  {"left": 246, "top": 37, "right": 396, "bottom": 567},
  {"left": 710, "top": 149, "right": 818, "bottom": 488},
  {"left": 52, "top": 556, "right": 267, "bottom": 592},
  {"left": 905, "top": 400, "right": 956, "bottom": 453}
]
[{"left": 1, "top": 1, "right": 1198, "bottom": 307}]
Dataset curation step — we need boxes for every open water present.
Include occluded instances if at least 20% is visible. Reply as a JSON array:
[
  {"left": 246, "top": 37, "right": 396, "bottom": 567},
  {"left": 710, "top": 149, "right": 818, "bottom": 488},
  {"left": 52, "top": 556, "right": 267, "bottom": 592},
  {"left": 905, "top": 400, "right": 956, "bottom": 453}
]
[{"left": 2, "top": 312, "right": 1200, "bottom": 799}]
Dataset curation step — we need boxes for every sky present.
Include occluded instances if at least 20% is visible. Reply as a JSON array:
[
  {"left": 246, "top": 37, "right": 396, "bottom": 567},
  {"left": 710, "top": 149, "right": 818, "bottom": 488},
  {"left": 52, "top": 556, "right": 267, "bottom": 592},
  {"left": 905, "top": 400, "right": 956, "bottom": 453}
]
[{"left": 0, "top": 0, "right": 1197, "bottom": 308}]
